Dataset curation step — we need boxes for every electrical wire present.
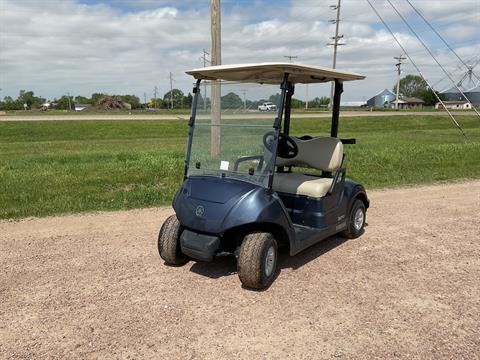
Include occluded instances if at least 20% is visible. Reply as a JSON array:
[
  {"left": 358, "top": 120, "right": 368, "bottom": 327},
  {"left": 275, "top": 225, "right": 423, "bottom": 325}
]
[
  {"left": 385, "top": 0, "right": 480, "bottom": 119},
  {"left": 365, "top": 0, "right": 467, "bottom": 139},
  {"left": 405, "top": 0, "right": 480, "bottom": 84}
]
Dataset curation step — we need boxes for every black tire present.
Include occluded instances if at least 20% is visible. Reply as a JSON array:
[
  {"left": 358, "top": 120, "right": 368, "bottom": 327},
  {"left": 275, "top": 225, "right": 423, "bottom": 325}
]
[
  {"left": 341, "top": 199, "right": 366, "bottom": 239},
  {"left": 237, "top": 232, "right": 278, "bottom": 289},
  {"left": 158, "top": 215, "right": 188, "bottom": 266}
]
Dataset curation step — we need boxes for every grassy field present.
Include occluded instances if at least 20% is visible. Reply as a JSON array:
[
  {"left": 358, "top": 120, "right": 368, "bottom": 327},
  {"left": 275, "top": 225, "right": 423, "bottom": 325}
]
[{"left": 1, "top": 115, "right": 479, "bottom": 219}]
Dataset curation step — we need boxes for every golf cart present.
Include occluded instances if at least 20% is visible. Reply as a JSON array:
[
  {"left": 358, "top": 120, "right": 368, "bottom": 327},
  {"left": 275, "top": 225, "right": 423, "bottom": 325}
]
[{"left": 158, "top": 63, "right": 369, "bottom": 289}]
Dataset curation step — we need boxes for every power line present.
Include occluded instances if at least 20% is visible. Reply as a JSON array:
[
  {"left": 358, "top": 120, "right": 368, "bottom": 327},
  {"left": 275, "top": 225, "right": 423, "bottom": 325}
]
[
  {"left": 405, "top": 0, "right": 480, "bottom": 84},
  {"left": 385, "top": 0, "right": 480, "bottom": 118},
  {"left": 365, "top": 0, "right": 467, "bottom": 139}
]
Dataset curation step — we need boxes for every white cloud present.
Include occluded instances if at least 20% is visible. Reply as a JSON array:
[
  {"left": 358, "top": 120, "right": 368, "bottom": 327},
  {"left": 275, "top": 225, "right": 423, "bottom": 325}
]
[{"left": 0, "top": 0, "right": 478, "bottom": 102}]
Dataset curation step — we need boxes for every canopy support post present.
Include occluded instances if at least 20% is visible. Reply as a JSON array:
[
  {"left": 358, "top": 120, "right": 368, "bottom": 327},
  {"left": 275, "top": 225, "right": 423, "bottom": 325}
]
[
  {"left": 331, "top": 80, "right": 343, "bottom": 138},
  {"left": 283, "top": 83, "right": 295, "bottom": 136}
]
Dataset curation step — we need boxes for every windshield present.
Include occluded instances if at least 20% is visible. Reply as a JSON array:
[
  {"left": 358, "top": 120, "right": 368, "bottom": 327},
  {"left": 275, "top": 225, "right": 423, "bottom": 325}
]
[{"left": 188, "top": 82, "right": 281, "bottom": 187}]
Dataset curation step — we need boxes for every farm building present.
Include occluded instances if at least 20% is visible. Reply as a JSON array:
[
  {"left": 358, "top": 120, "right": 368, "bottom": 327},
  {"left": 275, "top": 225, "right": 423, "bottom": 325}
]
[
  {"left": 389, "top": 96, "right": 424, "bottom": 109},
  {"left": 435, "top": 101, "right": 472, "bottom": 110},
  {"left": 441, "top": 85, "right": 470, "bottom": 102},
  {"left": 465, "top": 84, "right": 480, "bottom": 105},
  {"left": 441, "top": 84, "right": 480, "bottom": 105},
  {"left": 366, "top": 89, "right": 395, "bottom": 108}
]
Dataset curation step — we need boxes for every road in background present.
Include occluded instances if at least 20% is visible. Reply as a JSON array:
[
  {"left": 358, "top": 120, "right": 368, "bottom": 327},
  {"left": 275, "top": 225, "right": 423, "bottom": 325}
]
[{"left": 0, "top": 111, "right": 476, "bottom": 121}]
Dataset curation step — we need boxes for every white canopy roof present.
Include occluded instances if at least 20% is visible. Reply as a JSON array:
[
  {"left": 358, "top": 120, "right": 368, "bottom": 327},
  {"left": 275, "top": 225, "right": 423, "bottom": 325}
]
[{"left": 186, "top": 62, "right": 365, "bottom": 84}]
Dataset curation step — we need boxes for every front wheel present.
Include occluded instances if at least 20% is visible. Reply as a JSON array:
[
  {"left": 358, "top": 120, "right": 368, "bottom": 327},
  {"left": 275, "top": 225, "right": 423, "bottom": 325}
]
[
  {"left": 158, "top": 215, "right": 188, "bottom": 266},
  {"left": 237, "top": 232, "right": 278, "bottom": 289},
  {"left": 341, "top": 199, "right": 366, "bottom": 239}
]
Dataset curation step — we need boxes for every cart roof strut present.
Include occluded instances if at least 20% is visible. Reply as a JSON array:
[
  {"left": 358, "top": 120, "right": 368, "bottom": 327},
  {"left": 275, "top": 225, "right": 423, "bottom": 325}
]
[{"left": 186, "top": 62, "right": 365, "bottom": 84}]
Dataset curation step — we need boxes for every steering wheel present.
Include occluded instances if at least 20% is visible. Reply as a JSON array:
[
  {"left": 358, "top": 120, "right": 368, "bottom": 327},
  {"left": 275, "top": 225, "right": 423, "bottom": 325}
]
[{"left": 262, "top": 132, "right": 298, "bottom": 159}]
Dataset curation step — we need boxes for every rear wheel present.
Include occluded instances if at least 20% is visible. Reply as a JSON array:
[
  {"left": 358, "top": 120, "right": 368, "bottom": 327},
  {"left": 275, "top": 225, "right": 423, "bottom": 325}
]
[
  {"left": 341, "top": 199, "right": 366, "bottom": 239},
  {"left": 237, "top": 232, "right": 278, "bottom": 289},
  {"left": 158, "top": 215, "right": 188, "bottom": 266}
]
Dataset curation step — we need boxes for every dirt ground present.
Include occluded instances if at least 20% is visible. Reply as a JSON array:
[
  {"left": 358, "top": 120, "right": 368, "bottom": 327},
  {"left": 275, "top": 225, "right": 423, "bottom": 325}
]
[{"left": 1, "top": 181, "right": 479, "bottom": 359}]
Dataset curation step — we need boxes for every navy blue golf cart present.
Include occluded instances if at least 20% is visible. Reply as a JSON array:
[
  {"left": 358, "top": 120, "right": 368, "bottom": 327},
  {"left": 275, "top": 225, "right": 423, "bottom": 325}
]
[{"left": 158, "top": 63, "right": 369, "bottom": 289}]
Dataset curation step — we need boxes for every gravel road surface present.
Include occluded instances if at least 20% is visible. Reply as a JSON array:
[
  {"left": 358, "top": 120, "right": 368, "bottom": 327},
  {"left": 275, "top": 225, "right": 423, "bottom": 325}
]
[{"left": 1, "top": 181, "right": 479, "bottom": 359}]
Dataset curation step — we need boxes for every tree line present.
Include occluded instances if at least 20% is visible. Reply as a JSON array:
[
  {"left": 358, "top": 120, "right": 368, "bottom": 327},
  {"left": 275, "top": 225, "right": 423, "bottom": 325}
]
[
  {"left": 394, "top": 75, "right": 446, "bottom": 106},
  {"left": 0, "top": 89, "right": 195, "bottom": 111},
  {"left": 1, "top": 89, "right": 330, "bottom": 111}
]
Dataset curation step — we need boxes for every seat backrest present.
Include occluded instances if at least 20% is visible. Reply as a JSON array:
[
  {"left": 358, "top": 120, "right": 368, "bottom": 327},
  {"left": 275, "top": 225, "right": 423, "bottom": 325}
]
[{"left": 276, "top": 136, "right": 343, "bottom": 172}]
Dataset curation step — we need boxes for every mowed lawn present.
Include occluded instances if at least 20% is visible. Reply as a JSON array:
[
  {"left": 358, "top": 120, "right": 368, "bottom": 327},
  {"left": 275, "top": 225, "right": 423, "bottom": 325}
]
[{"left": 0, "top": 115, "right": 479, "bottom": 219}]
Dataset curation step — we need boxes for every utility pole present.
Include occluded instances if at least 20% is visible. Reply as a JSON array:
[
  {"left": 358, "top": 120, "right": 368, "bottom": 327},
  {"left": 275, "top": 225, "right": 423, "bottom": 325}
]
[
  {"left": 169, "top": 72, "right": 174, "bottom": 109},
  {"left": 394, "top": 55, "right": 407, "bottom": 110},
  {"left": 211, "top": 0, "right": 221, "bottom": 155},
  {"left": 284, "top": 55, "right": 298, "bottom": 63},
  {"left": 328, "top": 0, "right": 345, "bottom": 110},
  {"left": 143, "top": 92, "right": 147, "bottom": 110},
  {"left": 154, "top": 86, "right": 158, "bottom": 109},
  {"left": 241, "top": 89, "right": 247, "bottom": 112},
  {"left": 201, "top": 49, "right": 210, "bottom": 112}
]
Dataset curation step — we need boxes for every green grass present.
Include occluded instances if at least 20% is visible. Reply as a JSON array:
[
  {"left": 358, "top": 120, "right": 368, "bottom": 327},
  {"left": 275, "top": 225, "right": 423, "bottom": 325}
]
[{"left": 0, "top": 115, "right": 479, "bottom": 219}]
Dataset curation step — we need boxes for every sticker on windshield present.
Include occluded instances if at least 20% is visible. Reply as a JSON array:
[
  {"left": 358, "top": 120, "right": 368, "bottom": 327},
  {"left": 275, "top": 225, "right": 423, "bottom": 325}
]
[{"left": 220, "top": 161, "right": 229, "bottom": 171}]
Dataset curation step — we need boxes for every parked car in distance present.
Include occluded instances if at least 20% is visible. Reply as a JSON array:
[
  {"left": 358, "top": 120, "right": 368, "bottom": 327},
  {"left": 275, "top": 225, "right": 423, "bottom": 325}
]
[{"left": 258, "top": 102, "right": 277, "bottom": 112}]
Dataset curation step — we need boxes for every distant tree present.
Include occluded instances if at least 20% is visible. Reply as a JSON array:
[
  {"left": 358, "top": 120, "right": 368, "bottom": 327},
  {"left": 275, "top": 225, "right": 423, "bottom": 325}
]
[
  {"left": 17, "top": 90, "right": 45, "bottom": 109},
  {"left": 394, "top": 75, "right": 427, "bottom": 98},
  {"left": 291, "top": 98, "right": 304, "bottom": 109},
  {"left": 54, "top": 95, "right": 74, "bottom": 110},
  {"left": 268, "top": 93, "right": 281, "bottom": 104},
  {"left": 0, "top": 96, "right": 21, "bottom": 111},
  {"left": 163, "top": 89, "right": 184, "bottom": 109},
  {"left": 221, "top": 92, "right": 243, "bottom": 109},
  {"left": 421, "top": 88, "right": 445, "bottom": 106},
  {"left": 308, "top": 96, "right": 330, "bottom": 108},
  {"left": 91, "top": 93, "right": 107, "bottom": 106},
  {"left": 183, "top": 93, "right": 193, "bottom": 109},
  {"left": 119, "top": 94, "right": 141, "bottom": 109},
  {"left": 74, "top": 95, "right": 91, "bottom": 104}
]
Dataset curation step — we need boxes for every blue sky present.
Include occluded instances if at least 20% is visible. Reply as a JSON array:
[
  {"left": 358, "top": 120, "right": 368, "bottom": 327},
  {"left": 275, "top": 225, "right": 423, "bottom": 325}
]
[{"left": 1, "top": 0, "right": 479, "bottom": 102}]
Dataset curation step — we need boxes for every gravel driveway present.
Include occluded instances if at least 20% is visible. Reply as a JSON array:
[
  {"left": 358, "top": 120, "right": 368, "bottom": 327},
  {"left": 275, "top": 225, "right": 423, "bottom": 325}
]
[{"left": 1, "top": 181, "right": 479, "bottom": 359}]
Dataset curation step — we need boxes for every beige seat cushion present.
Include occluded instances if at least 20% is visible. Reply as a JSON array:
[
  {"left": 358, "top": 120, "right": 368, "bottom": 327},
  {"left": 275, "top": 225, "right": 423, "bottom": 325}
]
[
  {"left": 273, "top": 172, "right": 333, "bottom": 198},
  {"left": 276, "top": 136, "right": 343, "bottom": 172}
]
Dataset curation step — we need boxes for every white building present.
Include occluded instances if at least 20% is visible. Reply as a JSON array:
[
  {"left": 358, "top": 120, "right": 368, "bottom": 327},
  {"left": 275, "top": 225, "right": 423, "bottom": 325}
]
[{"left": 435, "top": 101, "right": 472, "bottom": 110}]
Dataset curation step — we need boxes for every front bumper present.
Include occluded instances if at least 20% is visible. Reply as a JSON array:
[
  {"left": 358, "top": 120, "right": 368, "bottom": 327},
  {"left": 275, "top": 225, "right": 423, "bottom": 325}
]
[{"left": 180, "top": 229, "right": 220, "bottom": 262}]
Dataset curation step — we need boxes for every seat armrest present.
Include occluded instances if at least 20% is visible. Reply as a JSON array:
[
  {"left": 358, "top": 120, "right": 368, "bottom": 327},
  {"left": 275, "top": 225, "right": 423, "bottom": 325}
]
[{"left": 328, "top": 167, "right": 346, "bottom": 195}]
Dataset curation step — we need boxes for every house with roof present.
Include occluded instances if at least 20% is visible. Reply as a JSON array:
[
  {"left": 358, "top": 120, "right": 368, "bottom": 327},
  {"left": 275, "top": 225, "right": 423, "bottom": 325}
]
[
  {"left": 389, "top": 96, "right": 424, "bottom": 109},
  {"left": 366, "top": 89, "right": 396, "bottom": 108},
  {"left": 435, "top": 101, "right": 472, "bottom": 110}
]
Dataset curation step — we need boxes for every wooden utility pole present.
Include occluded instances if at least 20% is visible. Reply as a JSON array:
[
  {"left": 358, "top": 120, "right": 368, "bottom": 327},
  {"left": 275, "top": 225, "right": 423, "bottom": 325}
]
[
  {"left": 210, "top": 0, "right": 221, "bottom": 155},
  {"left": 328, "top": 0, "right": 344, "bottom": 110},
  {"left": 211, "top": 0, "right": 221, "bottom": 156},
  {"left": 394, "top": 55, "right": 406, "bottom": 110}
]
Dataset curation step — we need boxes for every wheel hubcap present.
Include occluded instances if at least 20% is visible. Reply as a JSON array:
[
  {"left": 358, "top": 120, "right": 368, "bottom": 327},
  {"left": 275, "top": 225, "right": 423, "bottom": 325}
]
[
  {"left": 265, "top": 246, "right": 276, "bottom": 277},
  {"left": 354, "top": 208, "right": 365, "bottom": 231}
]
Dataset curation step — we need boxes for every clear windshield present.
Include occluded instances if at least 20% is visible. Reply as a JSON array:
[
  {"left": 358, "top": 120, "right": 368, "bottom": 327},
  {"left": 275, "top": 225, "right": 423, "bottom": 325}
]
[{"left": 188, "top": 82, "right": 281, "bottom": 187}]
